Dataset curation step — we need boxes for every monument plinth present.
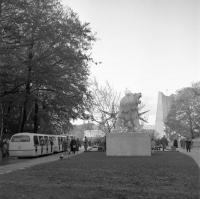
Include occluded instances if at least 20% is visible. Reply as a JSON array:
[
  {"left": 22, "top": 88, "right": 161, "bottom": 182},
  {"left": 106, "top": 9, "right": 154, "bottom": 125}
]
[
  {"left": 106, "top": 132, "right": 151, "bottom": 156},
  {"left": 106, "top": 91, "right": 151, "bottom": 156}
]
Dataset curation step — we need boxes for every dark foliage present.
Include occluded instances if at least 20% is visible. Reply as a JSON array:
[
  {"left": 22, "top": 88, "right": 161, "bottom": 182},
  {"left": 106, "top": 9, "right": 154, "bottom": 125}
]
[{"left": 0, "top": 0, "right": 95, "bottom": 136}]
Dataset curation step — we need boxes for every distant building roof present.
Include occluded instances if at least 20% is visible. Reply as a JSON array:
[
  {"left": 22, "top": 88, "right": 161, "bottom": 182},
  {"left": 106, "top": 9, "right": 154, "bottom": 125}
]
[{"left": 84, "top": 130, "right": 105, "bottom": 138}]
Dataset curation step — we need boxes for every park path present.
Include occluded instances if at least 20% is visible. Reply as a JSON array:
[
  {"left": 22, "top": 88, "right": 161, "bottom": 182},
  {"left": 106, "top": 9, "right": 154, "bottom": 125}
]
[
  {"left": 178, "top": 147, "right": 200, "bottom": 168},
  {"left": 0, "top": 147, "right": 86, "bottom": 175}
]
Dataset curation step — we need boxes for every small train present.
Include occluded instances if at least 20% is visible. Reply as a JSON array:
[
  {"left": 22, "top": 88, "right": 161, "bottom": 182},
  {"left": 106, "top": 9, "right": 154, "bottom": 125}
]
[{"left": 9, "top": 132, "right": 75, "bottom": 157}]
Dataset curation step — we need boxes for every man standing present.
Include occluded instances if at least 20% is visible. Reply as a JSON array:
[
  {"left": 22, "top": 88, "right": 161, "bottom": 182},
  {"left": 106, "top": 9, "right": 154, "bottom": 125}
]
[
  {"left": 84, "top": 136, "right": 88, "bottom": 152},
  {"left": 185, "top": 138, "right": 192, "bottom": 152}
]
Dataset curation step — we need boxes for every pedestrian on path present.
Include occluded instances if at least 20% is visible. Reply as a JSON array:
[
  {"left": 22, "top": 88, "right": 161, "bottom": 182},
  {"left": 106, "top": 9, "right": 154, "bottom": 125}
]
[
  {"left": 76, "top": 138, "right": 80, "bottom": 152},
  {"left": 185, "top": 139, "right": 192, "bottom": 152},
  {"left": 173, "top": 139, "right": 178, "bottom": 148},
  {"left": 1, "top": 138, "right": 9, "bottom": 158},
  {"left": 160, "top": 136, "right": 168, "bottom": 151},
  {"left": 70, "top": 137, "right": 77, "bottom": 154},
  {"left": 84, "top": 136, "right": 88, "bottom": 152},
  {"left": 173, "top": 139, "right": 178, "bottom": 151}
]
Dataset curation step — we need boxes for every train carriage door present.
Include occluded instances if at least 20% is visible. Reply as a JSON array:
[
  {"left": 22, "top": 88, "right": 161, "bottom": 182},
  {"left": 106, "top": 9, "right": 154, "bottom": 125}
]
[
  {"left": 33, "top": 135, "right": 39, "bottom": 156},
  {"left": 49, "top": 137, "right": 53, "bottom": 153},
  {"left": 52, "top": 136, "right": 57, "bottom": 152},
  {"left": 44, "top": 136, "right": 48, "bottom": 154},
  {"left": 39, "top": 136, "right": 44, "bottom": 155},
  {"left": 60, "top": 137, "right": 63, "bottom": 152},
  {"left": 58, "top": 137, "right": 61, "bottom": 151}
]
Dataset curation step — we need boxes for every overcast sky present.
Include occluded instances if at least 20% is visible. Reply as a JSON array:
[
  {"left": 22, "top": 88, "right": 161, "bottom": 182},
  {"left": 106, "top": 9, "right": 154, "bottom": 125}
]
[{"left": 62, "top": 0, "right": 200, "bottom": 125}]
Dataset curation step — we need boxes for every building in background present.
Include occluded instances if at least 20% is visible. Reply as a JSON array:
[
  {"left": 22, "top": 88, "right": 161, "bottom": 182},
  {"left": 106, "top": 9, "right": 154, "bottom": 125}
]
[
  {"left": 84, "top": 130, "right": 105, "bottom": 138},
  {"left": 155, "top": 92, "right": 174, "bottom": 137}
]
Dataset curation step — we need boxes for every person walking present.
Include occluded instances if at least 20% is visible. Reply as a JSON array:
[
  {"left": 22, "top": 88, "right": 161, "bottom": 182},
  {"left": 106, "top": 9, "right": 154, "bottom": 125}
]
[
  {"left": 84, "top": 136, "right": 88, "bottom": 152},
  {"left": 185, "top": 138, "right": 192, "bottom": 152},
  {"left": 160, "top": 136, "right": 168, "bottom": 151},
  {"left": 173, "top": 139, "right": 178, "bottom": 148},
  {"left": 76, "top": 138, "right": 80, "bottom": 152},
  {"left": 173, "top": 139, "right": 178, "bottom": 151},
  {"left": 2, "top": 138, "right": 9, "bottom": 158},
  {"left": 70, "top": 137, "right": 77, "bottom": 154}
]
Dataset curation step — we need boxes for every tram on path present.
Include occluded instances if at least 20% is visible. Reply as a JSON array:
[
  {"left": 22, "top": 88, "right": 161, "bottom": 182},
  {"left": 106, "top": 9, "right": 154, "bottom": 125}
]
[{"left": 9, "top": 132, "right": 74, "bottom": 157}]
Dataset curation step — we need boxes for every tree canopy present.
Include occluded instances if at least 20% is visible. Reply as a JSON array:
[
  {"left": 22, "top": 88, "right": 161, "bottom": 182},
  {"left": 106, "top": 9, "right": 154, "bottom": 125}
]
[
  {"left": 0, "top": 0, "right": 95, "bottom": 137},
  {"left": 165, "top": 82, "right": 200, "bottom": 139}
]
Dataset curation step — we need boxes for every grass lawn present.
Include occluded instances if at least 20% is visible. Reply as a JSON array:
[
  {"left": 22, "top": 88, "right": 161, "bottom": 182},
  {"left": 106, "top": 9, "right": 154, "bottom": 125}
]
[{"left": 0, "top": 151, "right": 199, "bottom": 199}]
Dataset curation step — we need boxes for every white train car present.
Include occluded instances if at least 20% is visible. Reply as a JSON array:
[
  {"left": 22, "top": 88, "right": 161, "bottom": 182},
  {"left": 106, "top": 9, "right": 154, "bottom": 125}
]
[
  {"left": 53, "top": 135, "right": 67, "bottom": 153},
  {"left": 9, "top": 132, "right": 67, "bottom": 157}
]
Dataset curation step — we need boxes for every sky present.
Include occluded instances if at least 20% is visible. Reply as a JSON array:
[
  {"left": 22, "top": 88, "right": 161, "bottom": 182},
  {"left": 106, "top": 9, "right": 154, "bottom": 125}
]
[{"left": 62, "top": 0, "right": 200, "bottom": 125}]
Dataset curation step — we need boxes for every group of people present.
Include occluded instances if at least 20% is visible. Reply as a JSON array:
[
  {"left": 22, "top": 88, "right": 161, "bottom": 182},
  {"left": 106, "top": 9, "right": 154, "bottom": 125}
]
[
  {"left": 180, "top": 138, "right": 192, "bottom": 152},
  {"left": 62, "top": 136, "right": 89, "bottom": 155},
  {"left": 151, "top": 135, "right": 193, "bottom": 153},
  {"left": 171, "top": 138, "right": 193, "bottom": 152},
  {"left": 172, "top": 138, "right": 193, "bottom": 152},
  {"left": 61, "top": 137, "right": 81, "bottom": 154}
]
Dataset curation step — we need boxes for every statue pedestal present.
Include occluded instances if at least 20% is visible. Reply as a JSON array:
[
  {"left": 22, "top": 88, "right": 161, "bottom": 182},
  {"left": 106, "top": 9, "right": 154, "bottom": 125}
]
[{"left": 106, "top": 132, "right": 151, "bottom": 156}]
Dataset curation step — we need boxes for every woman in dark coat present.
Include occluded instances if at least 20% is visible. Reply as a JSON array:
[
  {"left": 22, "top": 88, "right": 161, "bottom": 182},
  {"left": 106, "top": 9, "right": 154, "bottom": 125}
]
[
  {"left": 76, "top": 138, "right": 80, "bottom": 151},
  {"left": 70, "top": 137, "right": 77, "bottom": 154},
  {"left": 173, "top": 139, "right": 178, "bottom": 148}
]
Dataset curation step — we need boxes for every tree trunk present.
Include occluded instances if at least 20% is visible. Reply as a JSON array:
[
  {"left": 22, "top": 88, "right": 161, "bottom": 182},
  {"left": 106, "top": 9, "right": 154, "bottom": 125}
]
[
  {"left": 20, "top": 43, "right": 33, "bottom": 132},
  {"left": 0, "top": 103, "right": 4, "bottom": 138},
  {"left": 188, "top": 114, "right": 194, "bottom": 138},
  {"left": 0, "top": 0, "right": 2, "bottom": 17},
  {"left": 33, "top": 98, "right": 39, "bottom": 133},
  {"left": 0, "top": 1, "right": 3, "bottom": 138},
  {"left": 20, "top": 76, "right": 31, "bottom": 132}
]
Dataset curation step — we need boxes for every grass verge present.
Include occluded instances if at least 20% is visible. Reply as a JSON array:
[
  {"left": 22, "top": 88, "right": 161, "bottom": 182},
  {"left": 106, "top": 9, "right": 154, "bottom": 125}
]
[{"left": 0, "top": 151, "right": 199, "bottom": 199}]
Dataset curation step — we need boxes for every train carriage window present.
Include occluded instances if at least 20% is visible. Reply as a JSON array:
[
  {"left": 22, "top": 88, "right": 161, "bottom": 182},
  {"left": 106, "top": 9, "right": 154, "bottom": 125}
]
[
  {"left": 44, "top": 136, "right": 48, "bottom": 144},
  {"left": 11, "top": 135, "right": 30, "bottom": 142},
  {"left": 49, "top": 136, "right": 52, "bottom": 144},
  {"left": 34, "top": 136, "right": 39, "bottom": 145},
  {"left": 39, "top": 136, "right": 44, "bottom": 145}
]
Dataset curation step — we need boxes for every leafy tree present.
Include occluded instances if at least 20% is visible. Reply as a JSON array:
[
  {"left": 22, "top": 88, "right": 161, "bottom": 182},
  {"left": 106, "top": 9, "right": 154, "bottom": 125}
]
[
  {"left": 165, "top": 83, "right": 200, "bottom": 138},
  {"left": 0, "top": 0, "right": 95, "bottom": 136}
]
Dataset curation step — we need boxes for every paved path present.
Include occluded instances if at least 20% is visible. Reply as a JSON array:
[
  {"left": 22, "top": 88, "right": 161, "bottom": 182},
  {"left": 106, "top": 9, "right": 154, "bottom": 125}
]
[
  {"left": 0, "top": 148, "right": 86, "bottom": 175},
  {"left": 178, "top": 147, "right": 200, "bottom": 168}
]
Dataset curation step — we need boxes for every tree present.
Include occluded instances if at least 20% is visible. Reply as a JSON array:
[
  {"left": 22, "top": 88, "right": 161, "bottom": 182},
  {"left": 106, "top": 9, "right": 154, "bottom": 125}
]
[
  {"left": 0, "top": 0, "right": 95, "bottom": 136},
  {"left": 165, "top": 83, "right": 200, "bottom": 138},
  {"left": 89, "top": 79, "right": 121, "bottom": 134},
  {"left": 88, "top": 80, "right": 149, "bottom": 134}
]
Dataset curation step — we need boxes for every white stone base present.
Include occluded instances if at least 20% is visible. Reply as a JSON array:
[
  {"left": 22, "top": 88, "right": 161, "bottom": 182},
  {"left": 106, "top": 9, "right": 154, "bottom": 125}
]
[{"left": 106, "top": 132, "right": 151, "bottom": 156}]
